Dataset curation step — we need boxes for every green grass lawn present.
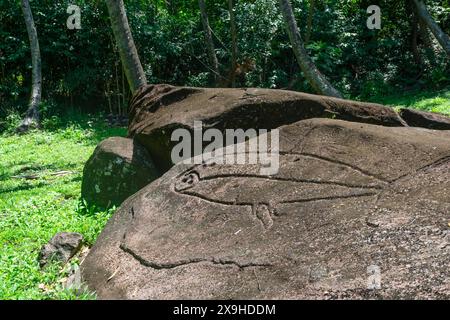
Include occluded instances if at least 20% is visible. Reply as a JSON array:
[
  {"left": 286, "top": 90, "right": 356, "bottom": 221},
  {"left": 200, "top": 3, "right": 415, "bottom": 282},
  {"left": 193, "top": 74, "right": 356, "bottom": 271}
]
[
  {"left": 0, "top": 89, "right": 448, "bottom": 300},
  {"left": 0, "top": 114, "right": 126, "bottom": 299},
  {"left": 367, "top": 88, "right": 450, "bottom": 115}
]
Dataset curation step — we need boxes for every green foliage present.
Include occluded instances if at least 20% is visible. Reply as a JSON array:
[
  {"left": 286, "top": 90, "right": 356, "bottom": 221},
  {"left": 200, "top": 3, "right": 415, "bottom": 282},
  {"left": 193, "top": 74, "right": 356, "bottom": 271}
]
[
  {"left": 1, "top": 0, "right": 449, "bottom": 119},
  {"left": 0, "top": 113, "right": 126, "bottom": 299},
  {"left": 0, "top": 108, "right": 22, "bottom": 134},
  {"left": 0, "top": 0, "right": 123, "bottom": 118}
]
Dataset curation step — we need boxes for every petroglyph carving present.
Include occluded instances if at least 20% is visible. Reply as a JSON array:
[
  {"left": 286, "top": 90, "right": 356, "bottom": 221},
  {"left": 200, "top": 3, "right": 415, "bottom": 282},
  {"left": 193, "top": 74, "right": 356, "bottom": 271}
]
[{"left": 173, "top": 153, "right": 384, "bottom": 230}]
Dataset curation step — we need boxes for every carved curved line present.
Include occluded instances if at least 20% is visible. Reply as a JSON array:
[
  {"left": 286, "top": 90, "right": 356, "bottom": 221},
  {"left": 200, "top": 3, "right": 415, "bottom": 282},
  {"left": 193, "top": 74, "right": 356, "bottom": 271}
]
[
  {"left": 288, "top": 152, "right": 390, "bottom": 183},
  {"left": 175, "top": 190, "right": 253, "bottom": 206},
  {"left": 198, "top": 174, "right": 384, "bottom": 190},
  {"left": 253, "top": 204, "right": 274, "bottom": 230},
  {"left": 390, "top": 155, "right": 450, "bottom": 183},
  {"left": 297, "top": 125, "right": 320, "bottom": 152},
  {"left": 175, "top": 166, "right": 202, "bottom": 179},
  {"left": 176, "top": 189, "right": 378, "bottom": 207},
  {"left": 281, "top": 192, "right": 378, "bottom": 204},
  {"left": 176, "top": 151, "right": 387, "bottom": 182},
  {"left": 372, "top": 155, "right": 450, "bottom": 206},
  {"left": 120, "top": 243, "right": 271, "bottom": 270}
]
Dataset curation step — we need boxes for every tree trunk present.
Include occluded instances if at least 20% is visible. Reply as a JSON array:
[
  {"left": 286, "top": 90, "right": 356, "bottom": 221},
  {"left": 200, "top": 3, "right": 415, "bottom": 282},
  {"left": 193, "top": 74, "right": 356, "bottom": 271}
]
[
  {"left": 412, "top": 0, "right": 450, "bottom": 57},
  {"left": 17, "top": 0, "right": 41, "bottom": 133},
  {"left": 419, "top": 19, "right": 437, "bottom": 63},
  {"left": 408, "top": 1, "right": 423, "bottom": 65},
  {"left": 228, "top": 0, "right": 238, "bottom": 88},
  {"left": 198, "top": 0, "right": 219, "bottom": 86},
  {"left": 105, "top": 0, "right": 147, "bottom": 93},
  {"left": 411, "top": 18, "right": 423, "bottom": 65},
  {"left": 305, "top": 0, "right": 315, "bottom": 45},
  {"left": 278, "top": 0, "right": 342, "bottom": 98}
]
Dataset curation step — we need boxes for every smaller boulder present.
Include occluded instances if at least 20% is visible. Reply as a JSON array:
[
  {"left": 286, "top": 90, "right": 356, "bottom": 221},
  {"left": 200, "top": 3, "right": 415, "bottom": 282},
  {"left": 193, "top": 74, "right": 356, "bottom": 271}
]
[
  {"left": 399, "top": 108, "right": 450, "bottom": 130},
  {"left": 39, "top": 232, "right": 83, "bottom": 268},
  {"left": 81, "top": 137, "right": 159, "bottom": 208}
]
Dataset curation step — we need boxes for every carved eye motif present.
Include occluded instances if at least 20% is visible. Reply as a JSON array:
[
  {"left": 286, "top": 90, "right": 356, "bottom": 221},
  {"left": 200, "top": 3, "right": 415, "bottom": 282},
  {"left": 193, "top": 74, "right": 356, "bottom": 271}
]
[
  {"left": 201, "top": 160, "right": 217, "bottom": 168},
  {"left": 175, "top": 171, "right": 200, "bottom": 191}
]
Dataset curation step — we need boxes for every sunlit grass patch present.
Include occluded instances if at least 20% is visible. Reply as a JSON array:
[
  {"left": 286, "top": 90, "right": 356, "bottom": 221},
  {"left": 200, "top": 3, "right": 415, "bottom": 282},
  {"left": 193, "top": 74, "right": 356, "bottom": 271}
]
[
  {"left": 0, "top": 114, "right": 125, "bottom": 299},
  {"left": 367, "top": 88, "right": 450, "bottom": 115}
]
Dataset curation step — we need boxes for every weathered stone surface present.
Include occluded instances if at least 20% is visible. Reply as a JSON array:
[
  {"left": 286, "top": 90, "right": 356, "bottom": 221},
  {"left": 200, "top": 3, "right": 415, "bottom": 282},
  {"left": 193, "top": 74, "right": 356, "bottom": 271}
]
[
  {"left": 39, "top": 232, "right": 83, "bottom": 267},
  {"left": 400, "top": 108, "right": 450, "bottom": 130},
  {"left": 81, "top": 137, "right": 159, "bottom": 208},
  {"left": 128, "top": 84, "right": 406, "bottom": 171},
  {"left": 81, "top": 119, "right": 450, "bottom": 299}
]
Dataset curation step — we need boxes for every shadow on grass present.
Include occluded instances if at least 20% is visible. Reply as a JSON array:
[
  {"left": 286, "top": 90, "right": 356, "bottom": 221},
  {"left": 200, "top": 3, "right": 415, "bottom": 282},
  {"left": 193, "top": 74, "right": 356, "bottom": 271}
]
[
  {"left": 75, "top": 196, "right": 117, "bottom": 217},
  {"left": 2, "top": 111, "right": 127, "bottom": 145},
  {"left": 0, "top": 174, "right": 82, "bottom": 195},
  {"left": 70, "top": 176, "right": 82, "bottom": 182},
  {"left": 0, "top": 181, "right": 50, "bottom": 195},
  {"left": 0, "top": 163, "right": 81, "bottom": 182},
  {"left": 45, "top": 111, "right": 128, "bottom": 144}
]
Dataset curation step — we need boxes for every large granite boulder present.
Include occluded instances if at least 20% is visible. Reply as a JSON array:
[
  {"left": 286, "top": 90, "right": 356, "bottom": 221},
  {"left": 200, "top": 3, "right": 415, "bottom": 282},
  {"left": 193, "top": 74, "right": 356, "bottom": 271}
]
[
  {"left": 128, "top": 84, "right": 406, "bottom": 171},
  {"left": 81, "top": 137, "right": 159, "bottom": 208},
  {"left": 81, "top": 118, "right": 450, "bottom": 299}
]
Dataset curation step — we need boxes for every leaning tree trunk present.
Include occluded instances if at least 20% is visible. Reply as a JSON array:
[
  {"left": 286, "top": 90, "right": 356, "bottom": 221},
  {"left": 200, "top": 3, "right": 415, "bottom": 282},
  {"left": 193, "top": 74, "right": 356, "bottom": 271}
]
[
  {"left": 105, "top": 0, "right": 147, "bottom": 93},
  {"left": 407, "top": 1, "right": 423, "bottom": 66},
  {"left": 412, "top": 0, "right": 450, "bottom": 57},
  {"left": 411, "top": 16, "right": 424, "bottom": 66},
  {"left": 198, "top": 0, "right": 220, "bottom": 86},
  {"left": 419, "top": 19, "right": 437, "bottom": 63},
  {"left": 228, "top": 0, "right": 238, "bottom": 88},
  {"left": 17, "top": 0, "right": 41, "bottom": 133},
  {"left": 278, "top": 0, "right": 342, "bottom": 98}
]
